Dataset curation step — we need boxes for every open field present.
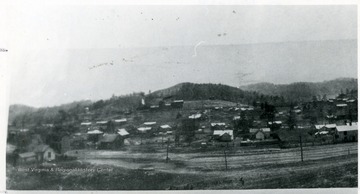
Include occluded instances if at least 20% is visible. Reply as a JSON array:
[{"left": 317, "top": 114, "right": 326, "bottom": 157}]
[{"left": 7, "top": 142, "right": 358, "bottom": 190}]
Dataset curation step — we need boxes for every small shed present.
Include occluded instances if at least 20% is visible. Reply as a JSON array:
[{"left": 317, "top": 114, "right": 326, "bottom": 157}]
[{"left": 18, "top": 152, "right": 36, "bottom": 163}]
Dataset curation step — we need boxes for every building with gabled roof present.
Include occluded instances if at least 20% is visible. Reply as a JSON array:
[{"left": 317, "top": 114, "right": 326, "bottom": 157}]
[
  {"left": 98, "top": 134, "right": 124, "bottom": 150},
  {"left": 213, "top": 130, "right": 234, "bottom": 141},
  {"left": 249, "top": 128, "right": 271, "bottom": 140},
  {"left": 33, "top": 144, "right": 56, "bottom": 162}
]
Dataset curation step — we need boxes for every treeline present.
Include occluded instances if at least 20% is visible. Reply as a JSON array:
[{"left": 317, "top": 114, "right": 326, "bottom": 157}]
[
  {"left": 147, "top": 83, "right": 286, "bottom": 106},
  {"left": 90, "top": 92, "right": 145, "bottom": 118},
  {"left": 10, "top": 100, "right": 92, "bottom": 127}
]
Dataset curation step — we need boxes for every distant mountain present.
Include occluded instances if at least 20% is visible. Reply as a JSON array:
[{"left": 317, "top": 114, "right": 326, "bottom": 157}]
[{"left": 240, "top": 78, "right": 358, "bottom": 101}]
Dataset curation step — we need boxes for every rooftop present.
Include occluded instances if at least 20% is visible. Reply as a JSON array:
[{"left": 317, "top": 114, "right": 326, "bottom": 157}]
[
  {"left": 336, "top": 124, "right": 358, "bottom": 132},
  {"left": 160, "top": 125, "right": 171, "bottom": 129},
  {"left": 96, "top": 121, "right": 108, "bottom": 124},
  {"left": 138, "top": 127, "right": 152, "bottom": 132},
  {"left": 33, "top": 144, "right": 50, "bottom": 153},
  {"left": 211, "top": 123, "right": 226, "bottom": 127},
  {"left": 213, "top": 130, "right": 234, "bottom": 140},
  {"left": 117, "top": 129, "right": 129, "bottom": 136},
  {"left": 189, "top": 113, "right": 202, "bottom": 119},
  {"left": 87, "top": 129, "right": 104, "bottom": 134},
  {"left": 144, "top": 122, "right": 157, "bottom": 125},
  {"left": 19, "top": 152, "right": 36, "bottom": 158},
  {"left": 99, "top": 134, "right": 119, "bottom": 143},
  {"left": 114, "top": 119, "right": 127, "bottom": 123}
]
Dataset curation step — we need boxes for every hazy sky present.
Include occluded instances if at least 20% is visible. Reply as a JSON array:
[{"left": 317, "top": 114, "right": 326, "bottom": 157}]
[{"left": 6, "top": 5, "right": 357, "bottom": 107}]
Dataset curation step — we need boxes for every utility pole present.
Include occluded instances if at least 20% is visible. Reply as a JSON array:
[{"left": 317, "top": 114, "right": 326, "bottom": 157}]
[
  {"left": 166, "top": 138, "right": 170, "bottom": 163},
  {"left": 161, "top": 135, "right": 164, "bottom": 147},
  {"left": 299, "top": 134, "right": 303, "bottom": 162},
  {"left": 140, "top": 133, "right": 143, "bottom": 145},
  {"left": 224, "top": 149, "right": 228, "bottom": 171}
]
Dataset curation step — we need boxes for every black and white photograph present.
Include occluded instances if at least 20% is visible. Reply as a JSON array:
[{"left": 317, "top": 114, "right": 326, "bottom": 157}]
[{"left": 1, "top": 1, "right": 358, "bottom": 192}]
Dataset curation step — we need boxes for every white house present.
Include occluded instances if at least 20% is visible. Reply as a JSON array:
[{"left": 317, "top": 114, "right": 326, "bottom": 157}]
[{"left": 336, "top": 123, "right": 358, "bottom": 142}]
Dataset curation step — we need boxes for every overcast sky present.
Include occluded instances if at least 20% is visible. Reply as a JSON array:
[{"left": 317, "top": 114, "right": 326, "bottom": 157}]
[{"left": 6, "top": 5, "right": 357, "bottom": 107}]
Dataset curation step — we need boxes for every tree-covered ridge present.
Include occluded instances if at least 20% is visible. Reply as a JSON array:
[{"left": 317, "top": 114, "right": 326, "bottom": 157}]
[
  {"left": 9, "top": 93, "right": 145, "bottom": 127},
  {"left": 240, "top": 78, "right": 358, "bottom": 101}
]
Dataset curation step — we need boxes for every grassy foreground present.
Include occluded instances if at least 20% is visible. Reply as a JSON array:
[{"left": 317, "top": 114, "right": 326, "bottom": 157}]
[{"left": 6, "top": 153, "right": 357, "bottom": 190}]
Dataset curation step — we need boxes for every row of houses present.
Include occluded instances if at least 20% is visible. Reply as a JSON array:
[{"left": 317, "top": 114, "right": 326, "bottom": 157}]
[
  {"left": 314, "top": 122, "right": 358, "bottom": 142},
  {"left": 145, "top": 99, "right": 184, "bottom": 110}
]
